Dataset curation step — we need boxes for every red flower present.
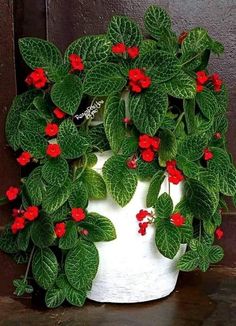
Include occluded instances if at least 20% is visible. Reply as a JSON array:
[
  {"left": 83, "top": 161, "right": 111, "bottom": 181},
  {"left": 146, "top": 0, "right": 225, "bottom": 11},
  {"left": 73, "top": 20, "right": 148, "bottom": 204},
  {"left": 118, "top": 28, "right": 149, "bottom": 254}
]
[
  {"left": 45, "top": 123, "right": 59, "bottom": 137},
  {"left": 203, "top": 148, "right": 213, "bottom": 161},
  {"left": 196, "top": 83, "right": 204, "bottom": 93},
  {"left": 211, "top": 73, "right": 223, "bottom": 92},
  {"left": 196, "top": 71, "right": 208, "bottom": 85},
  {"left": 141, "top": 148, "right": 155, "bottom": 162},
  {"left": 112, "top": 43, "right": 126, "bottom": 54},
  {"left": 71, "top": 208, "right": 86, "bottom": 222},
  {"left": 127, "top": 158, "right": 137, "bottom": 169},
  {"left": 215, "top": 227, "right": 224, "bottom": 240},
  {"left": 136, "top": 209, "right": 150, "bottom": 221},
  {"left": 80, "top": 229, "right": 89, "bottom": 236},
  {"left": 12, "top": 208, "right": 23, "bottom": 217},
  {"left": 139, "top": 134, "right": 152, "bottom": 149},
  {"left": 138, "top": 222, "right": 149, "bottom": 236},
  {"left": 127, "top": 46, "right": 139, "bottom": 59},
  {"left": 139, "top": 76, "right": 151, "bottom": 89},
  {"left": 54, "top": 222, "right": 66, "bottom": 238},
  {"left": 166, "top": 160, "right": 184, "bottom": 185},
  {"left": 25, "top": 68, "right": 47, "bottom": 89},
  {"left": 46, "top": 144, "right": 61, "bottom": 158},
  {"left": 69, "top": 53, "right": 84, "bottom": 71},
  {"left": 123, "top": 117, "right": 132, "bottom": 124},
  {"left": 11, "top": 217, "right": 25, "bottom": 234},
  {"left": 17, "top": 151, "right": 31, "bottom": 166},
  {"left": 150, "top": 137, "right": 160, "bottom": 151},
  {"left": 170, "top": 212, "right": 186, "bottom": 227},
  {"left": 166, "top": 160, "right": 177, "bottom": 174},
  {"left": 53, "top": 107, "right": 66, "bottom": 119},
  {"left": 129, "top": 81, "right": 142, "bottom": 93},
  {"left": 178, "top": 31, "right": 188, "bottom": 44},
  {"left": 128, "top": 68, "right": 145, "bottom": 82},
  {"left": 24, "top": 206, "right": 39, "bottom": 221},
  {"left": 6, "top": 186, "right": 20, "bottom": 201},
  {"left": 214, "top": 132, "right": 222, "bottom": 139}
]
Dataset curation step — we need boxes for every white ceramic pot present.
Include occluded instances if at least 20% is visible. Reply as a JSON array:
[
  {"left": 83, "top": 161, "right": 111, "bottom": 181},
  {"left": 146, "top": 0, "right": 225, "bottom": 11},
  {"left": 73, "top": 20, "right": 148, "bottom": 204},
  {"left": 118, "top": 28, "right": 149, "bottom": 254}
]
[{"left": 87, "top": 151, "right": 186, "bottom": 303}]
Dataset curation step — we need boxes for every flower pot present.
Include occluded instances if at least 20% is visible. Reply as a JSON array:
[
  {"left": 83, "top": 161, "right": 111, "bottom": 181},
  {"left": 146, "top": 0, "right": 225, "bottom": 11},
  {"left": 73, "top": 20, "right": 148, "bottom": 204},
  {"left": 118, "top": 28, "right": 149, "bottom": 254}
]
[{"left": 87, "top": 151, "right": 186, "bottom": 303}]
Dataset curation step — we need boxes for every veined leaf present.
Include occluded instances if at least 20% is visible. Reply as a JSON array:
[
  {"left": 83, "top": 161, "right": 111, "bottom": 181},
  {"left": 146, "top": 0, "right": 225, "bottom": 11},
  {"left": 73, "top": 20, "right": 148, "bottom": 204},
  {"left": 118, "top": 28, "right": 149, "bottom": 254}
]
[
  {"left": 155, "top": 192, "right": 173, "bottom": 219},
  {"left": 146, "top": 171, "right": 165, "bottom": 207}
]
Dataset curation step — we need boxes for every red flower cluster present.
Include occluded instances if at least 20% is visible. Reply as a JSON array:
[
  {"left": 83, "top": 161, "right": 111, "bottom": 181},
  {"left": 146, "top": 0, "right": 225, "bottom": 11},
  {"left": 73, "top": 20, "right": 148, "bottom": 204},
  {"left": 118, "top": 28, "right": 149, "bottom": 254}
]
[
  {"left": 210, "top": 73, "right": 223, "bottom": 92},
  {"left": 196, "top": 71, "right": 208, "bottom": 93},
  {"left": 170, "top": 212, "right": 185, "bottom": 227},
  {"left": 136, "top": 209, "right": 151, "bottom": 221},
  {"left": 69, "top": 54, "right": 84, "bottom": 71},
  {"left": 11, "top": 205, "right": 39, "bottom": 234},
  {"left": 128, "top": 68, "right": 151, "bottom": 93},
  {"left": 215, "top": 227, "right": 224, "bottom": 240},
  {"left": 166, "top": 160, "right": 184, "bottom": 185},
  {"left": 112, "top": 43, "right": 139, "bottom": 59},
  {"left": 54, "top": 222, "right": 66, "bottom": 238},
  {"left": 138, "top": 222, "right": 149, "bottom": 236},
  {"left": 178, "top": 31, "right": 188, "bottom": 44},
  {"left": 6, "top": 186, "right": 20, "bottom": 201},
  {"left": 139, "top": 134, "right": 160, "bottom": 162},
  {"left": 71, "top": 208, "right": 86, "bottom": 222},
  {"left": 203, "top": 148, "right": 213, "bottom": 161},
  {"left": 17, "top": 152, "right": 31, "bottom": 166},
  {"left": 24, "top": 206, "right": 39, "bottom": 221},
  {"left": 196, "top": 71, "right": 223, "bottom": 93},
  {"left": 127, "top": 156, "right": 137, "bottom": 169},
  {"left": 25, "top": 68, "right": 47, "bottom": 89},
  {"left": 46, "top": 144, "right": 61, "bottom": 158},
  {"left": 53, "top": 107, "right": 66, "bottom": 119},
  {"left": 45, "top": 123, "right": 59, "bottom": 137}
]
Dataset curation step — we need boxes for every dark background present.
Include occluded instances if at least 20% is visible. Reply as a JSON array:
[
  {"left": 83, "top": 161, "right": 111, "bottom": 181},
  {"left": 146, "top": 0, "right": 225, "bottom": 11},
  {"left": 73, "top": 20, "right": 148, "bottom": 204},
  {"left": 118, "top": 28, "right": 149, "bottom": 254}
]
[{"left": 0, "top": 0, "right": 235, "bottom": 296}]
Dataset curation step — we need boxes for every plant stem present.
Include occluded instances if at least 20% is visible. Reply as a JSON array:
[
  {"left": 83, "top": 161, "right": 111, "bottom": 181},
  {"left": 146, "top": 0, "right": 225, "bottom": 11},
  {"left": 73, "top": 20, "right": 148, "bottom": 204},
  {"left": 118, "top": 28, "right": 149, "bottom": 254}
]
[
  {"left": 24, "top": 246, "right": 35, "bottom": 283},
  {"left": 181, "top": 52, "right": 202, "bottom": 67},
  {"left": 174, "top": 112, "right": 185, "bottom": 132},
  {"left": 199, "top": 221, "right": 202, "bottom": 242}
]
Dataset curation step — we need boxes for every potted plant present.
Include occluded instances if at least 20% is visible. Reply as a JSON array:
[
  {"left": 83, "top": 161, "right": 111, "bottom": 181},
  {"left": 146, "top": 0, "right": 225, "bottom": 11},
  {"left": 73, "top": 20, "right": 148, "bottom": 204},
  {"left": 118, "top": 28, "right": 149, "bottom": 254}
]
[{"left": 0, "top": 4, "right": 234, "bottom": 307}]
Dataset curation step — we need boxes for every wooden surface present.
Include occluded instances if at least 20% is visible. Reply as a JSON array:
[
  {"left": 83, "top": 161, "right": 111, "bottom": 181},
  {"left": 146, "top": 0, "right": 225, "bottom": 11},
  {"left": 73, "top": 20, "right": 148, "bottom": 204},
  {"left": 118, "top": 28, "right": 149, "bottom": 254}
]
[{"left": 0, "top": 267, "right": 235, "bottom": 325}]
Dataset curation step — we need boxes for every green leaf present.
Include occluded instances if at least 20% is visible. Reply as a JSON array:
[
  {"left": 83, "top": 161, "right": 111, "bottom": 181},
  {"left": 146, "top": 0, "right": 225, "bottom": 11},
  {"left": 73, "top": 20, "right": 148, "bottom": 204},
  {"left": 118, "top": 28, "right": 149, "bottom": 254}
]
[
  {"left": 137, "top": 159, "right": 159, "bottom": 180},
  {"left": 68, "top": 180, "right": 88, "bottom": 208},
  {"left": 19, "top": 131, "right": 47, "bottom": 159},
  {"left": 46, "top": 204, "right": 70, "bottom": 223},
  {"left": 196, "top": 88, "right": 219, "bottom": 120},
  {"left": 45, "top": 287, "right": 65, "bottom": 308},
  {"left": 25, "top": 167, "right": 44, "bottom": 206},
  {"left": 51, "top": 74, "right": 83, "bottom": 115},
  {"left": 178, "top": 133, "right": 208, "bottom": 161},
  {"left": 139, "top": 40, "right": 158, "bottom": 56},
  {"left": 42, "top": 157, "right": 69, "bottom": 186},
  {"left": 209, "top": 245, "right": 224, "bottom": 263},
  {"left": 181, "top": 27, "right": 209, "bottom": 55},
  {"left": 32, "top": 248, "right": 58, "bottom": 290},
  {"left": 208, "top": 147, "right": 230, "bottom": 177},
  {"left": 138, "top": 50, "right": 181, "bottom": 82},
  {"left": 209, "top": 38, "right": 224, "bottom": 55},
  {"left": 79, "top": 168, "right": 107, "bottom": 200},
  {"left": 0, "top": 227, "right": 18, "bottom": 254},
  {"left": 146, "top": 171, "right": 165, "bottom": 207},
  {"left": 65, "top": 239, "right": 99, "bottom": 290},
  {"left": 58, "top": 119, "right": 90, "bottom": 159},
  {"left": 104, "top": 94, "right": 126, "bottom": 153},
  {"left": 33, "top": 95, "right": 53, "bottom": 119},
  {"left": 59, "top": 221, "right": 78, "bottom": 250},
  {"left": 17, "top": 224, "right": 31, "bottom": 251},
  {"left": 203, "top": 219, "right": 215, "bottom": 235},
  {"left": 103, "top": 155, "right": 137, "bottom": 207},
  {"left": 31, "top": 215, "right": 55, "bottom": 248},
  {"left": 42, "top": 177, "right": 72, "bottom": 214},
  {"left": 163, "top": 71, "right": 196, "bottom": 99},
  {"left": 129, "top": 89, "right": 168, "bottom": 136},
  {"left": 107, "top": 16, "right": 142, "bottom": 46},
  {"left": 159, "top": 129, "right": 177, "bottom": 162},
  {"left": 180, "top": 223, "right": 193, "bottom": 244},
  {"left": 64, "top": 35, "right": 111, "bottom": 69},
  {"left": 19, "top": 37, "right": 62, "bottom": 71},
  {"left": 83, "top": 63, "right": 127, "bottom": 96},
  {"left": 220, "top": 164, "right": 236, "bottom": 196},
  {"left": 20, "top": 110, "right": 46, "bottom": 134},
  {"left": 65, "top": 287, "right": 87, "bottom": 307},
  {"left": 177, "top": 250, "right": 199, "bottom": 271},
  {"left": 13, "top": 279, "right": 33, "bottom": 296},
  {"left": 144, "top": 5, "right": 171, "bottom": 40},
  {"left": 88, "top": 124, "right": 110, "bottom": 151},
  {"left": 184, "top": 179, "right": 217, "bottom": 219},
  {"left": 79, "top": 212, "right": 116, "bottom": 242},
  {"left": 155, "top": 219, "right": 181, "bottom": 259},
  {"left": 155, "top": 192, "right": 173, "bottom": 219},
  {"left": 5, "top": 90, "right": 38, "bottom": 150},
  {"left": 183, "top": 99, "right": 196, "bottom": 134}
]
